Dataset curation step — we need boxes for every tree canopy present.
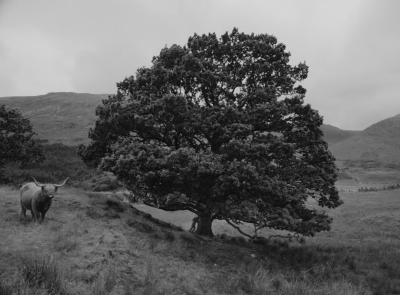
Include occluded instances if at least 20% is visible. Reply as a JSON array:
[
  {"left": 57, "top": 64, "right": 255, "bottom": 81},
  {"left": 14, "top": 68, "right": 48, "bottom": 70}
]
[
  {"left": 78, "top": 28, "right": 342, "bottom": 237},
  {"left": 0, "top": 105, "right": 44, "bottom": 181}
]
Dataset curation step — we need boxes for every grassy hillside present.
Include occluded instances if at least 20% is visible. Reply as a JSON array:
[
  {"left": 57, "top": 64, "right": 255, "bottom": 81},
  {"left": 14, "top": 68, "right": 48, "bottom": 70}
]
[
  {"left": 329, "top": 135, "right": 400, "bottom": 162},
  {"left": 2, "top": 91, "right": 400, "bottom": 164},
  {"left": 363, "top": 114, "right": 400, "bottom": 143},
  {"left": 329, "top": 114, "right": 400, "bottom": 163},
  {"left": 0, "top": 92, "right": 109, "bottom": 145},
  {"left": 320, "top": 124, "right": 360, "bottom": 146},
  {"left": 4, "top": 143, "right": 93, "bottom": 186},
  {"left": 0, "top": 186, "right": 399, "bottom": 294}
]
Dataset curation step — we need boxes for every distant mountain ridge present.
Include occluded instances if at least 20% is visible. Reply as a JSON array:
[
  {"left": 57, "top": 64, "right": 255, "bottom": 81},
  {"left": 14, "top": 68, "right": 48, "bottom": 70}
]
[
  {"left": 362, "top": 114, "right": 400, "bottom": 146},
  {"left": 0, "top": 92, "right": 109, "bottom": 145},
  {"left": 1, "top": 92, "right": 399, "bottom": 163},
  {"left": 329, "top": 114, "right": 400, "bottom": 162},
  {"left": 320, "top": 124, "right": 360, "bottom": 146}
]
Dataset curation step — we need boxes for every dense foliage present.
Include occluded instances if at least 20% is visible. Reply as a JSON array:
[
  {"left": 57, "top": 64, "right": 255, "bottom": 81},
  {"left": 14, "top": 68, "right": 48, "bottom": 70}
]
[
  {"left": 0, "top": 105, "right": 44, "bottom": 181},
  {"left": 78, "top": 28, "right": 342, "bottom": 237}
]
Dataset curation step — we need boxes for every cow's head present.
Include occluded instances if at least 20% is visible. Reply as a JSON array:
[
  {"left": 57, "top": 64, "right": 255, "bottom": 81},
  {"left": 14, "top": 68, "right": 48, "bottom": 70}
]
[{"left": 32, "top": 177, "right": 69, "bottom": 198}]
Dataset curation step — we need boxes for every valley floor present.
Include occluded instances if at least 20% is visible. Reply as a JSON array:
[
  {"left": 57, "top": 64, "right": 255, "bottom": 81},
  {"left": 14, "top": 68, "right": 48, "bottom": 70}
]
[{"left": 0, "top": 185, "right": 399, "bottom": 294}]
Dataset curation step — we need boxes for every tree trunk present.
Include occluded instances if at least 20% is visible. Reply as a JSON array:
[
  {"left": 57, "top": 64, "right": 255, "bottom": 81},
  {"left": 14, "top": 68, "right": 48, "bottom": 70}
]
[{"left": 195, "top": 212, "right": 214, "bottom": 237}]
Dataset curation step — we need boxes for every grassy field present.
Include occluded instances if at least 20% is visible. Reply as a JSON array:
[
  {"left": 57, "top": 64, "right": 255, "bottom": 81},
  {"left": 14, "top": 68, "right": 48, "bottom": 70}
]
[
  {"left": 0, "top": 182, "right": 399, "bottom": 294},
  {"left": 1, "top": 148, "right": 399, "bottom": 294}
]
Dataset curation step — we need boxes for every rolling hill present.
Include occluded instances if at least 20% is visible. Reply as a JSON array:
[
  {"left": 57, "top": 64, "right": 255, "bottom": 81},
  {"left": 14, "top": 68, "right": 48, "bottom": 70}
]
[
  {"left": 329, "top": 114, "right": 400, "bottom": 162},
  {"left": 1, "top": 92, "right": 400, "bottom": 163},
  {"left": 0, "top": 92, "right": 109, "bottom": 145},
  {"left": 319, "top": 124, "right": 360, "bottom": 146}
]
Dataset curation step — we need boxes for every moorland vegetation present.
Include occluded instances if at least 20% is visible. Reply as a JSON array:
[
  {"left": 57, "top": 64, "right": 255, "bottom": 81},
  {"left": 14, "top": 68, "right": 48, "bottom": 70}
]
[{"left": 0, "top": 184, "right": 399, "bottom": 294}]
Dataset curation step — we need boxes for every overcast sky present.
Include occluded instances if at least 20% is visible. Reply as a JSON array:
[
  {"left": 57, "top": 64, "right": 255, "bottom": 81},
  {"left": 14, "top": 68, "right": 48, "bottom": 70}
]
[{"left": 0, "top": 0, "right": 399, "bottom": 130}]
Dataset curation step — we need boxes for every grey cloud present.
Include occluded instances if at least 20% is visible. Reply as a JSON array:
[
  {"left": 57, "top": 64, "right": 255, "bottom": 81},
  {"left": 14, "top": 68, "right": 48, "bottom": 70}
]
[{"left": 1, "top": 0, "right": 399, "bottom": 130}]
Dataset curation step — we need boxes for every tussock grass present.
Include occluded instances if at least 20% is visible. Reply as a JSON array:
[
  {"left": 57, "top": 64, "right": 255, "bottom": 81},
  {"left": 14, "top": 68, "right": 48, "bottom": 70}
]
[
  {"left": 16, "top": 253, "right": 68, "bottom": 295},
  {"left": 53, "top": 222, "right": 82, "bottom": 252},
  {"left": 212, "top": 261, "right": 372, "bottom": 295},
  {"left": 0, "top": 281, "right": 13, "bottom": 295},
  {"left": 163, "top": 231, "right": 175, "bottom": 242},
  {"left": 179, "top": 232, "right": 197, "bottom": 244},
  {"left": 127, "top": 219, "right": 156, "bottom": 233},
  {"left": 54, "top": 233, "right": 79, "bottom": 252},
  {"left": 90, "top": 265, "right": 117, "bottom": 295},
  {"left": 124, "top": 256, "right": 161, "bottom": 294},
  {"left": 85, "top": 207, "right": 104, "bottom": 219},
  {"left": 86, "top": 192, "right": 109, "bottom": 205}
]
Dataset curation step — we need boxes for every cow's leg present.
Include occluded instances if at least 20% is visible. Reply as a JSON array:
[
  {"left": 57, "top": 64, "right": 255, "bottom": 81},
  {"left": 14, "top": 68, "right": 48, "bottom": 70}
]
[
  {"left": 31, "top": 210, "right": 38, "bottom": 223},
  {"left": 40, "top": 210, "right": 47, "bottom": 222},
  {"left": 32, "top": 204, "right": 40, "bottom": 224},
  {"left": 20, "top": 202, "right": 27, "bottom": 220}
]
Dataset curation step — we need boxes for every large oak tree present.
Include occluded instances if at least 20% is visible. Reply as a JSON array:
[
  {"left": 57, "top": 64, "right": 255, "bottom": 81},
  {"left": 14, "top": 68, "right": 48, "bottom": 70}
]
[{"left": 78, "top": 28, "right": 342, "bottom": 237}]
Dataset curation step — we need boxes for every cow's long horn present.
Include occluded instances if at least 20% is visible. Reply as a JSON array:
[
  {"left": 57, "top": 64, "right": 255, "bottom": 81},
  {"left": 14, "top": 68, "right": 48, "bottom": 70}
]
[
  {"left": 54, "top": 177, "right": 69, "bottom": 187},
  {"left": 32, "top": 177, "right": 45, "bottom": 187}
]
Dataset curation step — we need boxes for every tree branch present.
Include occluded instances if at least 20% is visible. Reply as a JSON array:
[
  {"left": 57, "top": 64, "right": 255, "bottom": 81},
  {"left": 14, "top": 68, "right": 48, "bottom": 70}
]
[{"left": 224, "top": 218, "right": 254, "bottom": 239}]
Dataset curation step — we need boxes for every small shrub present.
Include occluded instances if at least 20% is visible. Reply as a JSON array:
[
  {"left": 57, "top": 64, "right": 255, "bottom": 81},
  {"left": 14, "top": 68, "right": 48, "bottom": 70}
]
[
  {"left": 126, "top": 218, "right": 135, "bottom": 227},
  {"left": 105, "top": 199, "right": 125, "bottom": 212},
  {"left": 299, "top": 236, "right": 306, "bottom": 244},
  {"left": 142, "top": 212, "right": 152, "bottom": 219}
]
